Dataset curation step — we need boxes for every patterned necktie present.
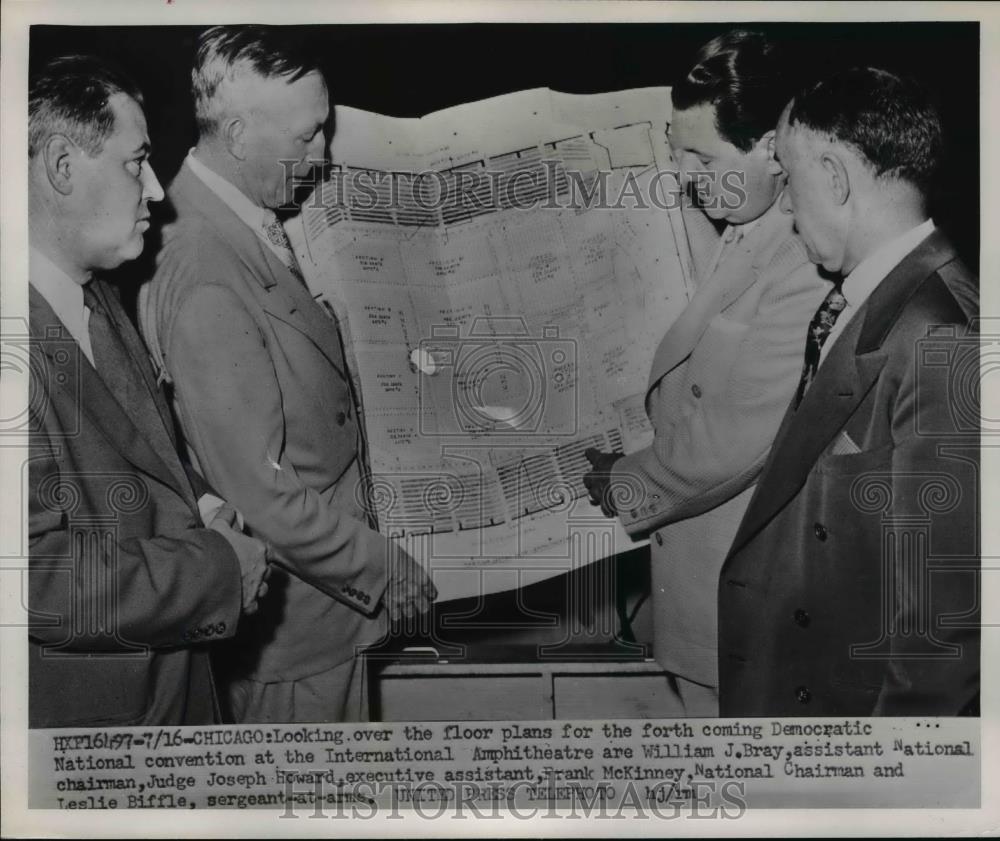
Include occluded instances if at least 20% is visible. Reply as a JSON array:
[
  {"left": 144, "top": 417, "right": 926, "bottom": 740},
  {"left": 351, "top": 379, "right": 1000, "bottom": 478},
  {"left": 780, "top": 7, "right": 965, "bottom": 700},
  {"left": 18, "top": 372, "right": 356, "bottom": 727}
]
[
  {"left": 794, "top": 282, "right": 848, "bottom": 407},
  {"left": 262, "top": 212, "right": 304, "bottom": 282}
]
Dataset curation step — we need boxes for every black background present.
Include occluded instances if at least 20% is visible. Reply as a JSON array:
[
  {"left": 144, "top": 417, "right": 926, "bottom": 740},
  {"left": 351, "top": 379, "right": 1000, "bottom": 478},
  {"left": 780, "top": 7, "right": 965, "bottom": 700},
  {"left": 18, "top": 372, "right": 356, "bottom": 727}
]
[{"left": 29, "top": 22, "right": 982, "bottom": 651}]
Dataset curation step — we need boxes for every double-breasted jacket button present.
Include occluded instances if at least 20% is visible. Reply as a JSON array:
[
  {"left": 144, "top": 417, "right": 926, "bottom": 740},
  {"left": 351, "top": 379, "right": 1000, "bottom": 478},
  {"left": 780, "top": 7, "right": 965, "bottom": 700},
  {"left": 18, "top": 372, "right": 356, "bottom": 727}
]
[
  {"left": 336, "top": 411, "right": 347, "bottom": 426},
  {"left": 795, "top": 686, "right": 811, "bottom": 704},
  {"left": 813, "top": 522, "right": 828, "bottom": 541},
  {"left": 794, "top": 609, "right": 810, "bottom": 627},
  {"left": 691, "top": 384, "right": 702, "bottom": 398},
  {"left": 654, "top": 533, "right": 664, "bottom": 546}
]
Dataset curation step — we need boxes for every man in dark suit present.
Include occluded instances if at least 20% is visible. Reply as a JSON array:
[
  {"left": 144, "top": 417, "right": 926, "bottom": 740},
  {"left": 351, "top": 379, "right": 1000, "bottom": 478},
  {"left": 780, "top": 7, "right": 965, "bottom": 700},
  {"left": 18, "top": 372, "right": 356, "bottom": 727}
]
[
  {"left": 582, "top": 31, "right": 827, "bottom": 716},
  {"left": 140, "top": 26, "right": 435, "bottom": 723},
  {"left": 27, "top": 55, "right": 269, "bottom": 727},
  {"left": 719, "top": 67, "right": 979, "bottom": 716}
]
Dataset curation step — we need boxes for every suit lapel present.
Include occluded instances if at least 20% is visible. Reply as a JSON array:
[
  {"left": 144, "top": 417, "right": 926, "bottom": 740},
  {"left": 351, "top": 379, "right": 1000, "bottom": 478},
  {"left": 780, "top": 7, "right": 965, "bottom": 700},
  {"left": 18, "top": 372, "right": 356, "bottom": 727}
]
[
  {"left": 645, "top": 201, "right": 794, "bottom": 403},
  {"left": 855, "top": 229, "right": 957, "bottom": 355},
  {"left": 726, "top": 229, "right": 955, "bottom": 557},
  {"left": 727, "top": 316, "right": 886, "bottom": 555},
  {"left": 30, "top": 286, "right": 187, "bottom": 497},
  {"left": 89, "top": 281, "right": 177, "bottom": 446},
  {"left": 171, "top": 163, "right": 349, "bottom": 381},
  {"left": 259, "top": 261, "right": 350, "bottom": 381},
  {"left": 89, "top": 280, "right": 194, "bottom": 497},
  {"left": 645, "top": 239, "right": 755, "bottom": 398}
]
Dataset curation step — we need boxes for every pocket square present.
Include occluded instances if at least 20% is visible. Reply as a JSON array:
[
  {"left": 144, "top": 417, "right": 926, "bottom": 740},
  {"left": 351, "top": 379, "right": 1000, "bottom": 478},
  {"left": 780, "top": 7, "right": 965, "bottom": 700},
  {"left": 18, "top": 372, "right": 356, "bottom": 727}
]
[{"left": 829, "top": 430, "right": 862, "bottom": 456}]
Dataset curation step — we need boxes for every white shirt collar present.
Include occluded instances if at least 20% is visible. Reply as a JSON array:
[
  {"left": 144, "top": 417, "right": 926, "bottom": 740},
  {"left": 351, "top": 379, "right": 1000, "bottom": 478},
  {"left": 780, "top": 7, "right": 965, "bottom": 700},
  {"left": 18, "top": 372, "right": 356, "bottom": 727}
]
[
  {"left": 29, "top": 247, "right": 93, "bottom": 363},
  {"left": 704, "top": 195, "right": 782, "bottom": 280},
  {"left": 842, "top": 218, "right": 936, "bottom": 309},
  {"left": 185, "top": 149, "right": 270, "bottom": 233},
  {"left": 730, "top": 205, "right": 767, "bottom": 241}
]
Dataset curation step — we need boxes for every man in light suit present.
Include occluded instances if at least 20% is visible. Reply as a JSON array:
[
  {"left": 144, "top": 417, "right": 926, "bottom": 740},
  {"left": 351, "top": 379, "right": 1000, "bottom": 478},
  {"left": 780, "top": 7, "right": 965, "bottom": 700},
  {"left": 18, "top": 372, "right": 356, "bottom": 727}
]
[
  {"left": 583, "top": 31, "right": 828, "bottom": 716},
  {"left": 140, "top": 26, "right": 435, "bottom": 724},
  {"left": 718, "top": 68, "right": 979, "bottom": 716},
  {"left": 27, "top": 55, "right": 268, "bottom": 727}
]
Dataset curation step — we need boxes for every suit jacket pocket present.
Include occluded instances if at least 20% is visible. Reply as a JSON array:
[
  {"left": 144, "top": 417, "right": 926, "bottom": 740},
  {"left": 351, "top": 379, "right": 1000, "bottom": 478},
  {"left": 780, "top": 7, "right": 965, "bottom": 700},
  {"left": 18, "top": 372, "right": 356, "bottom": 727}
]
[{"left": 816, "top": 441, "right": 893, "bottom": 476}]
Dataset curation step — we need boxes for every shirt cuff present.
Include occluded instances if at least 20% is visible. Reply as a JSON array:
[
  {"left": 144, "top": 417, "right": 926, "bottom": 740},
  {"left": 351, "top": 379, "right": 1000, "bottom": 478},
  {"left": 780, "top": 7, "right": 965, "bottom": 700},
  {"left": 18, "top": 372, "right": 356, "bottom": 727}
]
[{"left": 197, "top": 493, "right": 245, "bottom": 531}]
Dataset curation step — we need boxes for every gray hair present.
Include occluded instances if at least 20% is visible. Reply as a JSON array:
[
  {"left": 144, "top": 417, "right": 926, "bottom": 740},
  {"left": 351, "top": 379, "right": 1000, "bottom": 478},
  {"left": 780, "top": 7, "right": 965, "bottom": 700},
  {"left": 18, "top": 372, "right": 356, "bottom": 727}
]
[{"left": 192, "top": 25, "right": 321, "bottom": 137}]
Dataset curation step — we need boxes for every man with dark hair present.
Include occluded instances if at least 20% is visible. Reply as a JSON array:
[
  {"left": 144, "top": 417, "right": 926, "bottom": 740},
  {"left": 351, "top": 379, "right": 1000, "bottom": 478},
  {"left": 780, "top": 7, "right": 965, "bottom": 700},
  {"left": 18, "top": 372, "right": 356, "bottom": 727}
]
[
  {"left": 27, "top": 55, "right": 268, "bottom": 727},
  {"left": 140, "top": 25, "right": 436, "bottom": 724},
  {"left": 672, "top": 29, "right": 795, "bottom": 155},
  {"left": 718, "top": 67, "right": 979, "bottom": 715},
  {"left": 583, "top": 30, "right": 827, "bottom": 715}
]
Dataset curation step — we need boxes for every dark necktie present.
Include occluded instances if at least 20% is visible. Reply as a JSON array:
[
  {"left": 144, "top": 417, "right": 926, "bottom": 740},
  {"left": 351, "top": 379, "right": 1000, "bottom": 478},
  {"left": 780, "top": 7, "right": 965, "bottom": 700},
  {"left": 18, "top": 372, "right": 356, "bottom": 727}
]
[
  {"left": 794, "top": 283, "right": 848, "bottom": 408},
  {"left": 83, "top": 282, "right": 138, "bottom": 409},
  {"left": 83, "top": 282, "right": 177, "bottom": 455}
]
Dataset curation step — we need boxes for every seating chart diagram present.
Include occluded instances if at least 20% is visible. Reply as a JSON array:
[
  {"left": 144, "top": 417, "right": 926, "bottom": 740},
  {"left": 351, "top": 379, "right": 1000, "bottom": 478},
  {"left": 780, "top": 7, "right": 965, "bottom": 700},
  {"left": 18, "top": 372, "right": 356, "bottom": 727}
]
[{"left": 289, "top": 87, "right": 694, "bottom": 599}]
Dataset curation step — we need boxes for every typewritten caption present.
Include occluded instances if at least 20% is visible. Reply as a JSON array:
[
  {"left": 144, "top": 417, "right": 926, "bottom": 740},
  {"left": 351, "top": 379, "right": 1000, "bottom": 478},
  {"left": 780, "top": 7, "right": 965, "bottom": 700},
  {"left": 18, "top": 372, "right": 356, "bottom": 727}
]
[{"left": 31, "top": 718, "right": 979, "bottom": 813}]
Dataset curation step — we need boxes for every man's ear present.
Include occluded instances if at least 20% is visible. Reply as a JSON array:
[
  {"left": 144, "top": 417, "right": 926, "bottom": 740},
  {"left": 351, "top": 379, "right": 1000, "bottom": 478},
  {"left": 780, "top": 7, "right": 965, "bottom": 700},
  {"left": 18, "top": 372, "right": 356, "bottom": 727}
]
[
  {"left": 760, "top": 130, "right": 783, "bottom": 175},
  {"left": 41, "top": 134, "right": 76, "bottom": 196},
  {"left": 819, "top": 150, "right": 851, "bottom": 206},
  {"left": 222, "top": 116, "right": 247, "bottom": 160}
]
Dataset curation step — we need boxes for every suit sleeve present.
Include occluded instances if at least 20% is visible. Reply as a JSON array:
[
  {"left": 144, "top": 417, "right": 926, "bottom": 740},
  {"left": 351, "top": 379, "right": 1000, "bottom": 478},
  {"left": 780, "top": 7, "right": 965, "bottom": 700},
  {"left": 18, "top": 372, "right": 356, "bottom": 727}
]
[
  {"left": 873, "top": 307, "right": 979, "bottom": 715},
  {"left": 183, "top": 459, "right": 215, "bottom": 501},
  {"left": 27, "top": 434, "right": 243, "bottom": 652},
  {"left": 162, "top": 283, "right": 387, "bottom": 615},
  {"left": 613, "top": 260, "right": 822, "bottom": 537}
]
